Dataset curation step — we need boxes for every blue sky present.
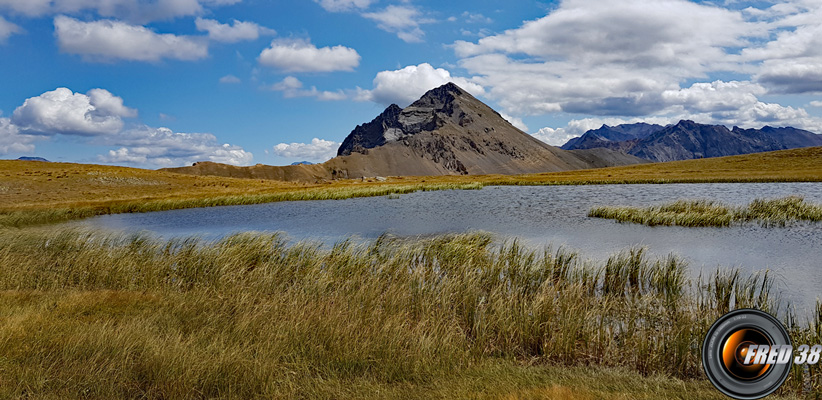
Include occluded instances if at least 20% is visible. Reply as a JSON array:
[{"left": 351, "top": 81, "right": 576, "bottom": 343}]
[{"left": 0, "top": 0, "right": 821, "bottom": 167}]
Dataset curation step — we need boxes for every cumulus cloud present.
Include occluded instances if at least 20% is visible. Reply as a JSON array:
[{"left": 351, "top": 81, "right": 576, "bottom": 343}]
[
  {"left": 99, "top": 126, "right": 253, "bottom": 167},
  {"left": 258, "top": 39, "right": 360, "bottom": 72},
  {"left": 740, "top": 6, "right": 822, "bottom": 95},
  {"left": 267, "top": 76, "right": 347, "bottom": 101},
  {"left": 661, "top": 81, "right": 767, "bottom": 114},
  {"left": 453, "top": 0, "right": 760, "bottom": 117},
  {"left": 313, "top": 0, "right": 374, "bottom": 12},
  {"left": 657, "top": 80, "right": 822, "bottom": 131},
  {"left": 195, "top": 17, "right": 275, "bottom": 43},
  {"left": 0, "top": 0, "right": 241, "bottom": 23},
  {"left": 54, "top": 15, "right": 208, "bottom": 62},
  {"left": 219, "top": 74, "right": 241, "bottom": 84},
  {"left": 0, "top": 15, "right": 22, "bottom": 43},
  {"left": 271, "top": 138, "right": 339, "bottom": 162},
  {"left": 362, "top": 5, "right": 432, "bottom": 43},
  {"left": 359, "top": 63, "right": 485, "bottom": 107},
  {"left": 0, "top": 117, "right": 38, "bottom": 154},
  {"left": 810, "top": 101, "right": 822, "bottom": 108},
  {"left": 756, "top": 58, "right": 822, "bottom": 94},
  {"left": 11, "top": 87, "right": 136, "bottom": 136}
]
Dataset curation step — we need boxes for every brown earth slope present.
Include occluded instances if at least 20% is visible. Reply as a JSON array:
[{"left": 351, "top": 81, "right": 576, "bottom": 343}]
[{"left": 163, "top": 83, "right": 646, "bottom": 180}]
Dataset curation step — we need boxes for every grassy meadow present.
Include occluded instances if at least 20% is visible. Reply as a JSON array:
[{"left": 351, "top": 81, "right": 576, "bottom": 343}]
[
  {"left": 590, "top": 196, "right": 822, "bottom": 227},
  {"left": 0, "top": 228, "right": 817, "bottom": 399},
  {"left": 3, "top": 148, "right": 822, "bottom": 398}
]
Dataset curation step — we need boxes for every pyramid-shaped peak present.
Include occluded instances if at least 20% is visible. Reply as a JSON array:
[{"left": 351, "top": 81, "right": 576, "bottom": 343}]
[
  {"left": 417, "top": 82, "right": 466, "bottom": 101},
  {"left": 426, "top": 82, "right": 464, "bottom": 96}
]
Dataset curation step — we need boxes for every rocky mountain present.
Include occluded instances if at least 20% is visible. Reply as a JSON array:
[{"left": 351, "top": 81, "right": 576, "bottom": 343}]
[
  {"left": 560, "top": 123, "right": 663, "bottom": 151},
  {"left": 164, "top": 83, "right": 646, "bottom": 181},
  {"left": 17, "top": 156, "right": 50, "bottom": 162},
  {"left": 325, "top": 82, "right": 646, "bottom": 177},
  {"left": 562, "top": 120, "right": 822, "bottom": 162}
]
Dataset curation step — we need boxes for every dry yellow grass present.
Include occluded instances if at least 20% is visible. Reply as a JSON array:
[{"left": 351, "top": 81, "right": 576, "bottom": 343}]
[
  {"left": 0, "top": 229, "right": 811, "bottom": 399},
  {"left": 1, "top": 146, "right": 821, "bottom": 226}
]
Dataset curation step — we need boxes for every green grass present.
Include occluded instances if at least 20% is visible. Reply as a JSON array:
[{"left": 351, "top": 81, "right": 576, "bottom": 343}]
[
  {"left": 589, "top": 196, "right": 822, "bottom": 227},
  {"left": 0, "top": 228, "right": 817, "bottom": 399}
]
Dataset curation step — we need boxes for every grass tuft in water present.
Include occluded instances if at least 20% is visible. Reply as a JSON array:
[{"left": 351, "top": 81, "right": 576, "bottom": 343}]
[{"left": 589, "top": 196, "right": 822, "bottom": 227}]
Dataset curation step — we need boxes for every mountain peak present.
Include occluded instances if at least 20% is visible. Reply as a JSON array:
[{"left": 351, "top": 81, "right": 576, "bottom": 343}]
[
  {"left": 406, "top": 82, "right": 466, "bottom": 110},
  {"left": 424, "top": 82, "right": 464, "bottom": 97},
  {"left": 337, "top": 82, "right": 481, "bottom": 156}
]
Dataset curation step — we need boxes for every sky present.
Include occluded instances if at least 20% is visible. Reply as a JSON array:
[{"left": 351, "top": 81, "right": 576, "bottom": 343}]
[{"left": 0, "top": 0, "right": 821, "bottom": 168}]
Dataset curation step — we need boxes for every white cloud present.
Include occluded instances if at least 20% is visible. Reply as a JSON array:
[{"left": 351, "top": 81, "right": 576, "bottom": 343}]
[
  {"left": 219, "top": 74, "right": 241, "bottom": 84},
  {"left": 54, "top": 15, "right": 208, "bottom": 62},
  {"left": 0, "top": 15, "right": 22, "bottom": 43},
  {"left": 657, "top": 80, "right": 822, "bottom": 131},
  {"left": 756, "top": 58, "right": 822, "bottom": 94},
  {"left": 0, "top": 117, "right": 38, "bottom": 154},
  {"left": 362, "top": 5, "right": 432, "bottom": 43},
  {"left": 271, "top": 138, "right": 339, "bottom": 162},
  {"left": 359, "top": 63, "right": 485, "bottom": 107},
  {"left": 313, "top": 0, "right": 374, "bottom": 12},
  {"left": 99, "top": 126, "right": 253, "bottom": 167},
  {"left": 462, "top": 11, "right": 492, "bottom": 24},
  {"left": 661, "top": 81, "right": 767, "bottom": 114},
  {"left": 455, "top": 0, "right": 752, "bottom": 67},
  {"left": 532, "top": 127, "right": 579, "bottom": 147},
  {"left": 11, "top": 87, "right": 136, "bottom": 136},
  {"left": 810, "top": 101, "right": 822, "bottom": 108},
  {"left": 258, "top": 39, "right": 360, "bottom": 72},
  {"left": 0, "top": 0, "right": 241, "bottom": 23},
  {"left": 267, "top": 76, "right": 347, "bottom": 101},
  {"left": 453, "top": 0, "right": 760, "bottom": 117},
  {"left": 195, "top": 17, "right": 275, "bottom": 43}
]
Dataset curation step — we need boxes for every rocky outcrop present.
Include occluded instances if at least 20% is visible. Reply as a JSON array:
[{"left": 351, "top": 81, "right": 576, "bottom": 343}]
[{"left": 337, "top": 104, "right": 403, "bottom": 156}]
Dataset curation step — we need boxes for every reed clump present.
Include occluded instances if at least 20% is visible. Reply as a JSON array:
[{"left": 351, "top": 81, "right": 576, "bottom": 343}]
[
  {"left": 589, "top": 195, "right": 822, "bottom": 227},
  {"left": 0, "top": 228, "right": 816, "bottom": 398}
]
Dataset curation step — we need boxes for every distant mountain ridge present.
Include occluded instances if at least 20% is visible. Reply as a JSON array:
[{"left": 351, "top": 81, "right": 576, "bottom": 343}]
[
  {"left": 562, "top": 120, "right": 822, "bottom": 162},
  {"left": 17, "top": 157, "right": 50, "bottom": 162},
  {"left": 560, "top": 123, "right": 664, "bottom": 151},
  {"left": 164, "top": 83, "right": 647, "bottom": 181}
]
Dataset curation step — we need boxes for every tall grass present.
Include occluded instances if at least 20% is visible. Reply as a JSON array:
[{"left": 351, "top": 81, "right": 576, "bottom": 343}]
[
  {"left": 589, "top": 196, "right": 822, "bottom": 227},
  {"left": 0, "top": 228, "right": 816, "bottom": 398}
]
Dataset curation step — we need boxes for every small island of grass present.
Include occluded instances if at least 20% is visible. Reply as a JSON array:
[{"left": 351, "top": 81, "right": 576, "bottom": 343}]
[{"left": 588, "top": 196, "right": 822, "bottom": 227}]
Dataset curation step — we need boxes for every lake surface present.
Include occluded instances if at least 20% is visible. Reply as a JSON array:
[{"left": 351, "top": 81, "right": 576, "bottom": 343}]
[{"left": 74, "top": 183, "right": 822, "bottom": 310}]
